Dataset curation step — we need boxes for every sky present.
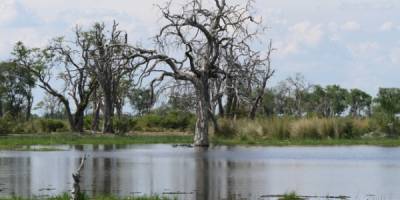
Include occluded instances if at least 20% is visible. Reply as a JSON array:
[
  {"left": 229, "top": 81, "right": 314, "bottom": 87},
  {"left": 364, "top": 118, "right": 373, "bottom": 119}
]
[{"left": 0, "top": 0, "right": 399, "bottom": 106}]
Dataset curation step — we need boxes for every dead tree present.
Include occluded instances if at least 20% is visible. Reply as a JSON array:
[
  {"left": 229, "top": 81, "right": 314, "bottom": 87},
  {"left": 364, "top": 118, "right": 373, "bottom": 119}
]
[
  {"left": 80, "top": 22, "right": 136, "bottom": 133},
  {"left": 71, "top": 155, "right": 87, "bottom": 200},
  {"left": 133, "top": 0, "right": 265, "bottom": 146},
  {"left": 247, "top": 40, "right": 275, "bottom": 120},
  {"left": 13, "top": 41, "right": 97, "bottom": 132}
]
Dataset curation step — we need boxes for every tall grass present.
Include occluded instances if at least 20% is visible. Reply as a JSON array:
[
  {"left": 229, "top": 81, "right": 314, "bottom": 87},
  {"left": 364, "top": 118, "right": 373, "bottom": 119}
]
[{"left": 215, "top": 117, "right": 375, "bottom": 140}]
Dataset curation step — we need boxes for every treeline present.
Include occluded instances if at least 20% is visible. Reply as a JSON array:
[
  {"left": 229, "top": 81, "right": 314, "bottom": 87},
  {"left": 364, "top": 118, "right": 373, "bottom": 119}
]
[{"left": 0, "top": 0, "right": 399, "bottom": 145}]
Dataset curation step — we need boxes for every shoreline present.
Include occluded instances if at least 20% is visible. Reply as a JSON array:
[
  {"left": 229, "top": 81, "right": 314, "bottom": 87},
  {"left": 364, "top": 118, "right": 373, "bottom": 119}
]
[{"left": 0, "top": 133, "right": 400, "bottom": 150}]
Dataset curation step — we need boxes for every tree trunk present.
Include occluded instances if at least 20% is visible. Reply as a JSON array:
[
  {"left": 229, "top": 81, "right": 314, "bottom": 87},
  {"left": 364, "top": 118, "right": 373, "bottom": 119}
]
[
  {"left": 194, "top": 78, "right": 210, "bottom": 147},
  {"left": 217, "top": 96, "right": 224, "bottom": 117},
  {"left": 73, "top": 110, "right": 85, "bottom": 133},
  {"left": 26, "top": 94, "right": 33, "bottom": 121},
  {"left": 115, "top": 99, "right": 123, "bottom": 119},
  {"left": 103, "top": 91, "right": 114, "bottom": 133},
  {"left": 249, "top": 95, "right": 262, "bottom": 120},
  {"left": 91, "top": 101, "right": 100, "bottom": 132},
  {"left": 0, "top": 100, "right": 3, "bottom": 118}
]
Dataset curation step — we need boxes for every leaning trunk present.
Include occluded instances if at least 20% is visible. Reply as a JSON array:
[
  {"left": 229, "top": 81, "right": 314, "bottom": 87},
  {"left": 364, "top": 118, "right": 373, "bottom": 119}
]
[
  {"left": 249, "top": 95, "right": 262, "bottom": 120},
  {"left": 194, "top": 78, "right": 210, "bottom": 147}
]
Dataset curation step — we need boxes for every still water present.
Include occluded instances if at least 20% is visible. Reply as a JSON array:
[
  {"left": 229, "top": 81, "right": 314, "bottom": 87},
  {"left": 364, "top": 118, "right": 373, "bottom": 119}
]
[{"left": 0, "top": 145, "right": 400, "bottom": 199}]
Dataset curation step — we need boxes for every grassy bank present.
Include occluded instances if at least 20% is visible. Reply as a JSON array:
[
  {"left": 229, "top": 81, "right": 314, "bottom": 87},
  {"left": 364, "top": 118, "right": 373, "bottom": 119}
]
[
  {"left": 0, "top": 193, "right": 175, "bottom": 200},
  {"left": 213, "top": 137, "right": 400, "bottom": 147},
  {"left": 0, "top": 117, "right": 400, "bottom": 150},
  {"left": 211, "top": 117, "right": 400, "bottom": 146},
  {"left": 0, "top": 134, "right": 192, "bottom": 150},
  {"left": 0, "top": 133, "right": 400, "bottom": 150},
  {"left": 216, "top": 117, "right": 389, "bottom": 140}
]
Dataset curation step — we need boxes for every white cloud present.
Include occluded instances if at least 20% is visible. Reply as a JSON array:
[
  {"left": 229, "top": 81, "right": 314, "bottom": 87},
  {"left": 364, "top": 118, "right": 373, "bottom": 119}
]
[
  {"left": 348, "top": 42, "right": 379, "bottom": 57},
  {"left": 380, "top": 21, "right": 394, "bottom": 31},
  {"left": 341, "top": 21, "right": 361, "bottom": 31},
  {"left": 289, "top": 21, "right": 323, "bottom": 45},
  {"left": 276, "top": 21, "right": 324, "bottom": 56},
  {"left": 0, "top": 0, "right": 17, "bottom": 23},
  {"left": 389, "top": 47, "right": 400, "bottom": 64}
]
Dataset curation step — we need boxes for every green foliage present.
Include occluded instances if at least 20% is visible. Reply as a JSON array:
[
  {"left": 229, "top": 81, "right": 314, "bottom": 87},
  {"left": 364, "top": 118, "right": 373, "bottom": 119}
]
[
  {"left": 84, "top": 115, "right": 93, "bottom": 130},
  {"left": 0, "top": 61, "right": 36, "bottom": 120},
  {"left": 39, "top": 119, "right": 68, "bottom": 133},
  {"left": 113, "top": 117, "right": 136, "bottom": 135},
  {"left": 374, "top": 88, "right": 400, "bottom": 136},
  {"left": 128, "top": 88, "right": 154, "bottom": 116},
  {"left": 135, "top": 114, "right": 163, "bottom": 131},
  {"left": 375, "top": 88, "right": 400, "bottom": 115},
  {"left": 279, "top": 192, "right": 304, "bottom": 200},
  {"left": 325, "top": 85, "right": 349, "bottom": 116},
  {"left": 347, "top": 88, "right": 372, "bottom": 117},
  {"left": 134, "top": 109, "right": 195, "bottom": 132},
  {"left": 0, "top": 117, "right": 13, "bottom": 135}
]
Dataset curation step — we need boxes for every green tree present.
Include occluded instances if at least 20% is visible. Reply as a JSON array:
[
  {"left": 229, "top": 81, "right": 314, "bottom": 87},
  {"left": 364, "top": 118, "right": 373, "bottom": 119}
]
[
  {"left": 128, "top": 88, "right": 154, "bottom": 116},
  {"left": 375, "top": 88, "right": 400, "bottom": 137},
  {"left": 325, "top": 85, "right": 348, "bottom": 117},
  {"left": 0, "top": 62, "right": 36, "bottom": 120},
  {"left": 375, "top": 88, "right": 400, "bottom": 114},
  {"left": 347, "top": 89, "right": 372, "bottom": 117}
]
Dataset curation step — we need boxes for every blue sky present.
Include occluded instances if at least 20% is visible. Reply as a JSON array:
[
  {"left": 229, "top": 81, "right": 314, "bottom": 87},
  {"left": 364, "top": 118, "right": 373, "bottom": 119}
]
[{"left": 0, "top": 0, "right": 399, "bottom": 103}]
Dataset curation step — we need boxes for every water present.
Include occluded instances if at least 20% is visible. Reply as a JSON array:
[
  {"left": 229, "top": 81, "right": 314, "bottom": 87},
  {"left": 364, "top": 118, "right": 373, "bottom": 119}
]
[{"left": 0, "top": 145, "right": 400, "bottom": 199}]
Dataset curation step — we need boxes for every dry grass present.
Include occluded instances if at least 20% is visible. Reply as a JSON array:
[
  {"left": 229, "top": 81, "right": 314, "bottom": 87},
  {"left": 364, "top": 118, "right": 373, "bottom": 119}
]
[{"left": 215, "top": 117, "right": 374, "bottom": 140}]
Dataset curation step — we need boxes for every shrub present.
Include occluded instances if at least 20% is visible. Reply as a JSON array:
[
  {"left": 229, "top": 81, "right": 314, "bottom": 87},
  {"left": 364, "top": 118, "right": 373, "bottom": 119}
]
[
  {"left": 216, "top": 119, "right": 237, "bottom": 138},
  {"left": 134, "top": 109, "right": 195, "bottom": 131},
  {"left": 83, "top": 115, "right": 93, "bottom": 130},
  {"left": 161, "top": 111, "right": 195, "bottom": 130},
  {"left": 39, "top": 119, "right": 67, "bottom": 133},
  {"left": 135, "top": 114, "right": 163, "bottom": 131},
  {"left": 0, "top": 117, "right": 13, "bottom": 135},
  {"left": 113, "top": 117, "right": 136, "bottom": 134}
]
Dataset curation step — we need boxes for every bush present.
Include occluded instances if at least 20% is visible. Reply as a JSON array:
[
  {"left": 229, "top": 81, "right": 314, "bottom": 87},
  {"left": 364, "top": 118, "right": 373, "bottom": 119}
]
[
  {"left": 134, "top": 109, "right": 195, "bottom": 131},
  {"left": 84, "top": 115, "right": 93, "bottom": 130},
  {"left": 113, "top": 117, "right": 136, "bottom": 134},
  {"left": 0, "top": 117, "right": 13, "bottom": 135},
  {"left": 161, "top": 111, "right": 195, "bottom": 130},
  {"left": 39, "top": 119, "right": 67, "bottom": 133},
  {"left": 216, "top": 119, "right": 237, "bottom": 138}
]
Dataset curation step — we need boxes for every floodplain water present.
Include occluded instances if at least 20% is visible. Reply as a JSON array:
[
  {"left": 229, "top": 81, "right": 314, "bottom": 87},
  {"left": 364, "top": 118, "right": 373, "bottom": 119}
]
[{"left": 0, "top": 144, "right": 399, "bottom": 199}]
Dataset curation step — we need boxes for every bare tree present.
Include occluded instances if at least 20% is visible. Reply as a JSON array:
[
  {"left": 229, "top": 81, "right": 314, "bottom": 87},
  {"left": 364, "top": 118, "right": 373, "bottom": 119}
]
[
  {"left": 132, "top": 0, "right": 266, "bottom": 146},
  {"left": 247, "top": 40, "right": 275, "bottom": 120},
  {"left": 13, "top": 41, "right": 97, "bottom": 132},
  {"left": 78, "top": 22, "right": 136, "bottom": 133}
]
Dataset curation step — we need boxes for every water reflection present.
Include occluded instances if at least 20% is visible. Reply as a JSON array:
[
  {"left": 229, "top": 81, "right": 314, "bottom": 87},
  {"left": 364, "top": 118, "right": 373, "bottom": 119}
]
[{"left": 0, "top": 145, "right": 400, "bottom": 199}]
